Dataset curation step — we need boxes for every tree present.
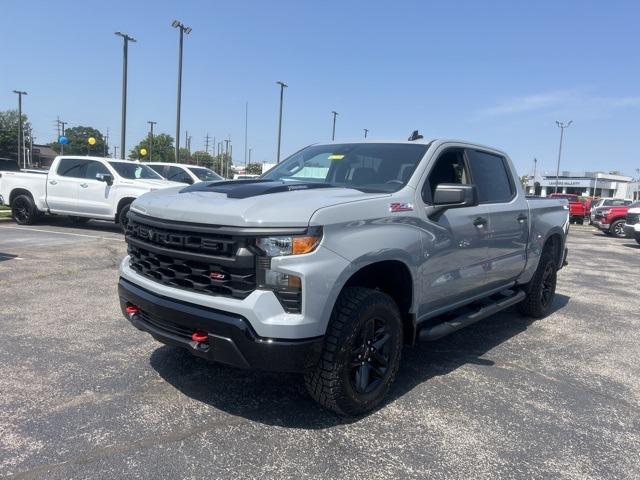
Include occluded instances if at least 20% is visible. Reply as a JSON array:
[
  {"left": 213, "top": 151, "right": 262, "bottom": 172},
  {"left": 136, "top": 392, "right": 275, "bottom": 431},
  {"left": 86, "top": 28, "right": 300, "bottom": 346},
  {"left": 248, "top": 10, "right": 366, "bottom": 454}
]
[
  {"left": 130, "top": 133, "right": 175, "bottom": 162},
  {"left": 48, "top": 126, "right": 107, "bottom": 157},
  {"left": 178, "top": 148, "right": 191, "bottom": 164},
  {"left": 0, "top": 110, "right": 33, "bottom": 158},
  {"left": 245, "top": 163, "right": 263, "bottom": 175},
  {"left": 192, "top": 150, "right": 214, "bottom": 167}
]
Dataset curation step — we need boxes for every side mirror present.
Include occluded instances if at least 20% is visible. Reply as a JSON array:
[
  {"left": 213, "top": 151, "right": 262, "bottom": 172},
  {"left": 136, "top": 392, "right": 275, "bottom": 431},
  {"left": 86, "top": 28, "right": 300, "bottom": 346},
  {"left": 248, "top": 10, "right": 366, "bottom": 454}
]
[
  {"left": 96, "top": 173, "right": 113, "bottom": 186},
  {"left": 430, "top": 183, "right": 478, "bottom": 218}
]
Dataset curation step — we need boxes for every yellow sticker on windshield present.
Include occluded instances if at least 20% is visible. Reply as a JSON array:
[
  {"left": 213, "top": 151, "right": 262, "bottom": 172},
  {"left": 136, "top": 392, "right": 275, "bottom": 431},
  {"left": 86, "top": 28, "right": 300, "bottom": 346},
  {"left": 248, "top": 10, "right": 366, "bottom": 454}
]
[{"left": 328, "top": 154, "right": 344, "bottom": 160}]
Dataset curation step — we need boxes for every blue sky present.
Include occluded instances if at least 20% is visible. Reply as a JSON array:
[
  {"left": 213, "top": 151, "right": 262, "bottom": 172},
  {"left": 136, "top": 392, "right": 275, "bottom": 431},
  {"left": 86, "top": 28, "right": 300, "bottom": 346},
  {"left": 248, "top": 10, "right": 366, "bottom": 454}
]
[{"left": 1, "top": 0, "right": 639, "bottom": 176}]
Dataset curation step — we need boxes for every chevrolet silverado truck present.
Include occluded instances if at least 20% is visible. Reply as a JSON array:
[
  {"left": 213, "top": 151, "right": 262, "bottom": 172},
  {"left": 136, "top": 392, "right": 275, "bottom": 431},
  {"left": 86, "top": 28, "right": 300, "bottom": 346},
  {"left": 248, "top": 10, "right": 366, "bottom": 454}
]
[
  {"left": 548, "top": 193, "right": 591, "bottom": 224},
  {"left": 118, "top": 139, "right": 569, "bottom": 415},
  {"left": 146, "top": 162, "right": 224, "bottom": 184},
  {"left": 592, "top": 201, "right": 637, "bottom": 238},
  {"left": 0, "top": 156, "right": 181, "bottom": 231}
]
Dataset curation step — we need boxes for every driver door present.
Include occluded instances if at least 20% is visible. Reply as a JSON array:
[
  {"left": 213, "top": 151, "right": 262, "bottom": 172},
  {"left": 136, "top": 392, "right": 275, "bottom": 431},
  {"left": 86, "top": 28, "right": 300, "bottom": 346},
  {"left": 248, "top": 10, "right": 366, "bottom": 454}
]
[
  {"left": 76, "top": 160, "right": 113, "bottom": 216},
  {"left": 414, "top": 147, "right": 491, "bottom": 315}
]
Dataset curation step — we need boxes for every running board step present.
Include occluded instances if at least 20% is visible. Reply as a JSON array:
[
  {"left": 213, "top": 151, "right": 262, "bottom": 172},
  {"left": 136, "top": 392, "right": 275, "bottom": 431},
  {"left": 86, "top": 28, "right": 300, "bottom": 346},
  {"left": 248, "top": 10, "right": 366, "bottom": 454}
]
[{"left": 419, "top": 290, "right": 526, "bottom": 342}]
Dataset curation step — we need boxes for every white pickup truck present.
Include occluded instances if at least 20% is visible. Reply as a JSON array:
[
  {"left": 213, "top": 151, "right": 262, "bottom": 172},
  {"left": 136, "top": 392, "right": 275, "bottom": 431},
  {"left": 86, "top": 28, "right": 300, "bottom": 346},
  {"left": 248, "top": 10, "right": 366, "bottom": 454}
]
[{"left": 0, "top": 156, "right": 181, "bottom": 231}]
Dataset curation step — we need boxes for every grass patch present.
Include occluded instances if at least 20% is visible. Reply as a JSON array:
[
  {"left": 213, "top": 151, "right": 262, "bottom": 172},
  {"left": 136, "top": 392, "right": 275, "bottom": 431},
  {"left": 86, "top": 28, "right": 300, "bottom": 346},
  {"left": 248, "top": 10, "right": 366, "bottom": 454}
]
[{"left": 0, "top": 206, "right": 11, "bottom": 218}]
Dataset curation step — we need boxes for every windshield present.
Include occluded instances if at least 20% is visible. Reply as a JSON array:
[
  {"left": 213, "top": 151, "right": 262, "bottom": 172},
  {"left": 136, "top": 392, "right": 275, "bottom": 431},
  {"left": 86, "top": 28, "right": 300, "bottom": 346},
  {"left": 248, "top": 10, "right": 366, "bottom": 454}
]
[
  {"left": 261, "top": 143, "right": 428, "bottom": 192},
  {"left": 188, "top": 167, "right": 223, "bottom": 182},
  {"left": 109, "top": 162, "right": 164, "bottom": 180}
]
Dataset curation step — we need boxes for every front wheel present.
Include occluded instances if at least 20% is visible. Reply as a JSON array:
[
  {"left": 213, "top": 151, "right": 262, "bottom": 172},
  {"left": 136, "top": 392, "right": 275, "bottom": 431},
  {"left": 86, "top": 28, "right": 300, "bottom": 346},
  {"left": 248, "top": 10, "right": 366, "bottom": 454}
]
[
  {"left": 304, "top": 287, "right": 403, "bottom": 416},
  {"left": 610, "top": 219, "right": 626, "bottom": 238},
  {"left": 118, "top": 203, "right": 131, "bottom": 233},
  {"left": 11, "top": 195, "right": 40, "bottom": 225},
  {"left": 518, "top": 250, "right": 557, "bottom": 318}
]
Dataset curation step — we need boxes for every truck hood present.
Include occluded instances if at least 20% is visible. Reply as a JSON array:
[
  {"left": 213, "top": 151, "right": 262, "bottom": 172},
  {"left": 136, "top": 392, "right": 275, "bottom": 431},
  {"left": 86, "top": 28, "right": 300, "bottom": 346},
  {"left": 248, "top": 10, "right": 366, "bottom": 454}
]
[{"left": 130, "top": 180, "right": 390, "bottom": 227}]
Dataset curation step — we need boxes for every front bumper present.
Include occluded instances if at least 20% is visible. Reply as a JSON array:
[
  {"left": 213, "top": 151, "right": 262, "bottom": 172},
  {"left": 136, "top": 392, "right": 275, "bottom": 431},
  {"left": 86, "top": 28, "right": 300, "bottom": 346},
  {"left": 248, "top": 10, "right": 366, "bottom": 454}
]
[
  {"left": 119, "top": 278, "right": 323, "bottom": 372},
  {"left": 593, "top": 220, "right": 609, "bottom": 230}
]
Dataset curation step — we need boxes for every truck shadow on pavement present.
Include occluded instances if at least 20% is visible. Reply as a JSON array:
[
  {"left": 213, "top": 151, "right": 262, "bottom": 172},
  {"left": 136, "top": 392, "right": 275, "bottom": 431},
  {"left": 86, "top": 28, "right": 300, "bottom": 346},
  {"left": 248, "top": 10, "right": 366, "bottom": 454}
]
[{"left": 150, "top": 294, "right": 570, "bottom": 429}]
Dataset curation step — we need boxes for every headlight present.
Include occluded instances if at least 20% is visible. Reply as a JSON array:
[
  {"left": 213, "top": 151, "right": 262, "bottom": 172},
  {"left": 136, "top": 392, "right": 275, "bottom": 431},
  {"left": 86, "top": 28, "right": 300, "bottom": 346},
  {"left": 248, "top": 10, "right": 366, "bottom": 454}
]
[{"left": 257, "top": 230, "right": 322, "bottom": 257}]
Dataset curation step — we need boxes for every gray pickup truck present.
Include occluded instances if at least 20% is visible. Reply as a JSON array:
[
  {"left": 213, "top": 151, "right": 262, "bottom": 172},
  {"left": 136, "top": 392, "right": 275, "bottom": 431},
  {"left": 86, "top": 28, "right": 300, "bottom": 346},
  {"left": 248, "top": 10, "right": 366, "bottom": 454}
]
[{"left": 118, "top": 139, "right": 569, "bottom": 415}]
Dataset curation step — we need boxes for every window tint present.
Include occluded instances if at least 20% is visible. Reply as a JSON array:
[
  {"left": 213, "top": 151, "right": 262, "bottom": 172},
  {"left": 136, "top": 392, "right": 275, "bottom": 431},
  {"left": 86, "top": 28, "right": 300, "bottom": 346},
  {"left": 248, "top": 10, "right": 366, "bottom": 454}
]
[
  {"left": 85, "top": 161, "right": 110, "bottom": 180},
  {"left": 423, "top": 149, "right": 469, "bottom": 203},
  {"left": 57, "top": 158, "right": 86, "bottom": 178},
  {"left": 148, "top": 164, "right": 166, "bottom": 177},
  {"left": 166, "top": 166, "right": 193, "bottom": 183},
  {"left": 467, "top": 150, "right": 513, "bottom": 203},
  {"left": 188, "top": 167, "right": 223, "bottom": 182}
]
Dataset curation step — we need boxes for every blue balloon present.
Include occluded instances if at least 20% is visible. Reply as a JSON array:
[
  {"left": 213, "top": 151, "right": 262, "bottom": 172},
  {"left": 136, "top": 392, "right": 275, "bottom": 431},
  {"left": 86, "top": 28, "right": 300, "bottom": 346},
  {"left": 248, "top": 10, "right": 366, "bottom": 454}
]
[{"left": 58, "top": 135, "right": 69, "bottom": 145}]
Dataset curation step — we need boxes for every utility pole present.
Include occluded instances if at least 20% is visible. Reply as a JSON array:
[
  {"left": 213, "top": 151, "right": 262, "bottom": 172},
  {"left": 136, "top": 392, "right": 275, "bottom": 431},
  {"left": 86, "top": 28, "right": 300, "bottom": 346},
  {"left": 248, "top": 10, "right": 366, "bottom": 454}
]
[
  {"left": 57, "top": 118, "right": 67, "bottom": 154},
  {"left": 248, "top": 148, "right": 252, "bottom": 164},
  {"left": 204, "top": 133, "right": 210, "bottom": 153},
  {"left": 364, "top": 128, "right": 369, "bottom": 138},
  {"left": 13, "top": 90, "right": 27, "bottom": 168},
  {"left": 244, "top": 101, "right": 248, "bottom": 167},
  {"left": 224, "top": 138, "right": 230, "bottom": 179},
  {"left": 172, "top": 20, "right": 192, "bottom": 163},
  {"left": 147, "top": 121, "right": 156, "bottom": 162},
  {"left": 104, "top": 128, "right": 109, "bottom": 157},
  {"left": 554, "top": 120, "right": 573, "bottom": 193},
  {"left": 115, "top": 32, "right": 136, "bottom": 159},
  {"left": 276, "top": 81, "right": 287, "bottom": 163},
  {"left": 331, "top": 111, "right": 338, "bottom": 141},
  {"left": 113, "top": 146, "right": 118, "bottom": 159}
]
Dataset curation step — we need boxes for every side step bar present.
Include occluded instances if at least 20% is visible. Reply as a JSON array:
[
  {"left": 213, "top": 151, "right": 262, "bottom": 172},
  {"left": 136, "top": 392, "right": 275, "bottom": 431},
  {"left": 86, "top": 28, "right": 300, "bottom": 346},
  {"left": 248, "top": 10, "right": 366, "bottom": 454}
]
[{"left": 419, "top": 290, "right": 526, "bottom": 342}]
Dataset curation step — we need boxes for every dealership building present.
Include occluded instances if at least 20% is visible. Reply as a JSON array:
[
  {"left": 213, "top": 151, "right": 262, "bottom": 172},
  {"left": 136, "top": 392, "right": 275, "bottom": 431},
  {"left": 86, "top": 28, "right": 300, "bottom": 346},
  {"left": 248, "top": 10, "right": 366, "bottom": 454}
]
[{"left": 525, "top": 171, "right": 637, "bottom": 199}]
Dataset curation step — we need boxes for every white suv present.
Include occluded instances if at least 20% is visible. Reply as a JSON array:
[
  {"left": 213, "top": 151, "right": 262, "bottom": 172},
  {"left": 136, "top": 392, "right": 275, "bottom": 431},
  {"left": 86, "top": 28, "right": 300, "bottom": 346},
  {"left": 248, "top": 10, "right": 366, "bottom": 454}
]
[{"left": 146, "top": 162, "right": 223, "bottom": 185}]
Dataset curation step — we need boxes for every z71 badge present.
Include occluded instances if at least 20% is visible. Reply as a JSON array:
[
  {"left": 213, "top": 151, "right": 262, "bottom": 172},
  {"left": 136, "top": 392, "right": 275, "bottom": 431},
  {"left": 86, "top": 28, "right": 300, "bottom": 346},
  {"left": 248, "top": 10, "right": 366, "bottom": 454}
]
[{"left": 389, "top": 202, "right": 414, "bottom": 212}]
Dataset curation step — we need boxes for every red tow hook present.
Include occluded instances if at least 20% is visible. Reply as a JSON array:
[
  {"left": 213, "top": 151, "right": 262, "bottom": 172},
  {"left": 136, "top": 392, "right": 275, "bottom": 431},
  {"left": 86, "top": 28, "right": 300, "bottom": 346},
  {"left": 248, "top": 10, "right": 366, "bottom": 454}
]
[
  {"left": 125, "top": 304, "right": 140, "bottom": 316},
  {"left": 191, "top": 330, "right": 209, "bottom": 343}
]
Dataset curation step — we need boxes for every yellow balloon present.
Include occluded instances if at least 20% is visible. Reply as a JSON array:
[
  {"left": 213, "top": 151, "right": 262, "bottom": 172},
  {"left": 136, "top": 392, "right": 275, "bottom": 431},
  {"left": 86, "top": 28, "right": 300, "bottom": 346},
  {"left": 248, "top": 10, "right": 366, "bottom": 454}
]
[
  {"left": 88, "top": 137, "right": 96, "bottom": 145},
  {"left": 139, "top": 148, "right": 148, "bottom": 157}
]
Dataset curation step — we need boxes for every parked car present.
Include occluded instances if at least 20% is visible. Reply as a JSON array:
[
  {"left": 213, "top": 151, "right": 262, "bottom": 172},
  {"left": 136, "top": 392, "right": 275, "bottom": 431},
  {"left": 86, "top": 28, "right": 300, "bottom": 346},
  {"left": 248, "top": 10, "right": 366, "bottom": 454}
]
[
  {"left": 548, "top": 193, "right": 591, "bottom": 224},
  {"left": 623, "top": 203, "right": 640, "bottom": 244},
  {"left": 118, "top": 139, "right": 569, "bottom": 415},
  {"left": 0, "top": 156, "right": 181, "bottom": 231},
  {"left": 146, "top": 162, "right": 223, "bottom": 185},
  {"left": 590, "top": 198, "right": 633, "bottom": 224},
  {"left": 592, "top": 201, "right": 637, "bottom": 238}
]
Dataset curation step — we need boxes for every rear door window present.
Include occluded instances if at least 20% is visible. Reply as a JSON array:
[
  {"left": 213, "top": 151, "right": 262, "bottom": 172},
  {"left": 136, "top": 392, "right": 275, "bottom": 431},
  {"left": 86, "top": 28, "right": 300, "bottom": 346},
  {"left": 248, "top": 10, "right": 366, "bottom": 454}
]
[{"left": 466, "top": 150, "right": 514, "bottom": 203}]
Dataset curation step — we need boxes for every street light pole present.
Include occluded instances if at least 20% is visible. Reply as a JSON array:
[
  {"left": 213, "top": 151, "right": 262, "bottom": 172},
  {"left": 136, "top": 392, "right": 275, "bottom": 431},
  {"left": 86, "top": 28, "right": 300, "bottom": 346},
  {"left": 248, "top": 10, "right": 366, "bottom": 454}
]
[
  {"left": 172, "top": 20, "right": 192, "bottom": 163},
  {"left": 244, "top": 101, "right": 248, "bottom": 167},
  {"left": 13, "top": 90, "right": 27, "bottom": 168},
  {"left": 364, "top": 128, "right": 369, "bottom": 138},
  {"left": 331, "top": 111, "right": 338, "bottom": 141},
  {"left": 554, "top": 121, "right": 572, "bottom": 193},
  {"left": 147, "top": 121, "right": 156, "bottom": 162},
  {"left": 115, "top": 32, "right": 136, "bottom": 160},
  {"left": 276, "top": 81, "right": 287, "bottom": 163}
]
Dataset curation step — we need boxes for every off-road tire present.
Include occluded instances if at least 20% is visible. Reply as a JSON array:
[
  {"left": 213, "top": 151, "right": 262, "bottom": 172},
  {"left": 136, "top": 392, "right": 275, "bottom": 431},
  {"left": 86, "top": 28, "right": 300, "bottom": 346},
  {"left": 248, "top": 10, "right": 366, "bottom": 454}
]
[
  {"left": 11, "top": 194, "right": 40, "bottom": 225},
  {"left": 304, "top": 287, "right": 403, "bottom": 416},
  {"left": 518, "top": 249, "right": 557, "bottom": 318}
]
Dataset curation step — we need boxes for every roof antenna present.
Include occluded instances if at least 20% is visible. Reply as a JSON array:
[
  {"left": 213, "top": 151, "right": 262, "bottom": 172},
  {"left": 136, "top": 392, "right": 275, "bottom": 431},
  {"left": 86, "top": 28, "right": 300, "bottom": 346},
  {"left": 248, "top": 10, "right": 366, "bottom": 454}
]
[{"left": 408, "top": 130, "right": 423, "bottom": 141}]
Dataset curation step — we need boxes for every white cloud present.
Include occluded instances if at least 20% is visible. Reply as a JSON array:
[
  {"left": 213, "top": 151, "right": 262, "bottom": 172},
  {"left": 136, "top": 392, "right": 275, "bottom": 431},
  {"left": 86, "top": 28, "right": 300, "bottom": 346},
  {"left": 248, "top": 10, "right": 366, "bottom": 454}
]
[{"left": 476, "top": 89, "right": 640, "bottom": 118}]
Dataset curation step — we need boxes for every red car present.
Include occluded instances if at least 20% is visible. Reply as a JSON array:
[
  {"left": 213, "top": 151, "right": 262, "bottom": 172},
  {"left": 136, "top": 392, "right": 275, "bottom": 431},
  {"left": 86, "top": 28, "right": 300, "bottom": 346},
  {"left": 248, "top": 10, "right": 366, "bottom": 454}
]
[
  {"left": 592, "top": 202, "right": 638, "bottom": 238},
  {"left": 548, "top": 194, "right": 593, "bottom": 224}
]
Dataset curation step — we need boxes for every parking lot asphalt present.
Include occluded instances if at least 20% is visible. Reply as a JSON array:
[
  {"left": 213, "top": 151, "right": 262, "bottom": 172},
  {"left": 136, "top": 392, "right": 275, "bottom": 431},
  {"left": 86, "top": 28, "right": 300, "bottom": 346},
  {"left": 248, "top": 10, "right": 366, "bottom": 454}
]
[{"left": 1, "top": 219, "right": 639, "bottom": 479}]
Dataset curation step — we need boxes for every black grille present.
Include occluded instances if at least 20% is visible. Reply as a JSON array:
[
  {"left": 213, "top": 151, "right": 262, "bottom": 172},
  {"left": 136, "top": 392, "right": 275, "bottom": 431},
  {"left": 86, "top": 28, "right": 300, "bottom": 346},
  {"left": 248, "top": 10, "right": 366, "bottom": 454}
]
[
  {"left": 126, "top": 215, "right": 256, "bottom": 300},
  {"left": 627, "top": 213, "right": 639, "bottom": 226}
]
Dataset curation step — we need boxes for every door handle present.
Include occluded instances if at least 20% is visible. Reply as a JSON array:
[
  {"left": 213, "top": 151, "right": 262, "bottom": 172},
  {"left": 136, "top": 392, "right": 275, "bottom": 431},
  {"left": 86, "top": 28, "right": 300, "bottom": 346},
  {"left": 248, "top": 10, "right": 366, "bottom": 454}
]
[
  {"left": 49, "top": 180, "right": 57, "bottom": 185},
  {"left": 80, "top": 183, "right": 88, "bottom": 188},
  {"left": 517, "top": 214, "right": 528, "bottom": 223},
  {"left": 473, "top": 216, "right": 488, "bottom": 228}
]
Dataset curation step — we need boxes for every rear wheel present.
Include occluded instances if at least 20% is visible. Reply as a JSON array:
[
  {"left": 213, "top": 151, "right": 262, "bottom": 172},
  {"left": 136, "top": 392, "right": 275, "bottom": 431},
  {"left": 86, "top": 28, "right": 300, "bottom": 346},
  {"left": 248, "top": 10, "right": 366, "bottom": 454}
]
[
  {"left": 11, "top": 195, "right": 39, "bottom": 225},
  {"left": 610, "top": 219, "right": 626, "bottom": 238},
  {"left": 304, "top": 287, "right": 403, "bottom": 416},
  {"left": 518, "top": 249, "right": 557, "bottom": 318}
]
